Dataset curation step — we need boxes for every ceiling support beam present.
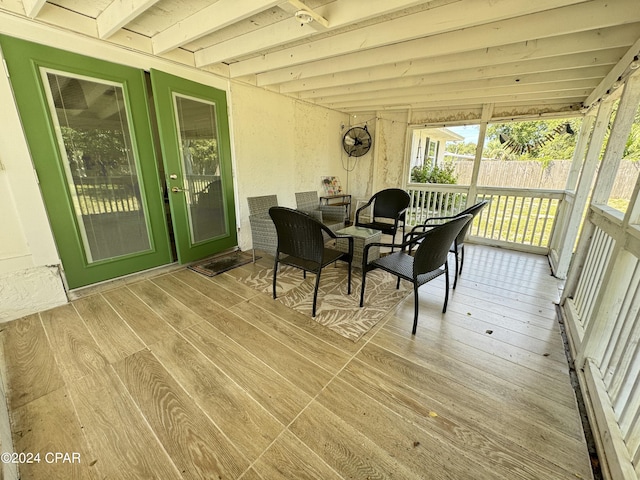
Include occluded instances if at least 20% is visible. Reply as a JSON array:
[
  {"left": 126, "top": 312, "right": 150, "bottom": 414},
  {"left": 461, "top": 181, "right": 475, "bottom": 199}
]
[
  {"left": 584, "top": 37, "right": 640, "bottom": 107},
  {"left": 97, "top": 0, "right": 162, "bottom": 39},
  {"left": 22, "top": 0, "right": 45, "bottom": 18},
  {"left": 195, "top": 0, "right": 427, "bottom": 67},
  {"left": 230, "top": 0, "right": 592, "bottom": 77},
  {"left": 152, "top": 0, "right": 282, "bottom": 55},
  {"left": 260, "top": 21, "right": 640, "bottom": 89},
  {"left": 252, "top": 0, "right": 638, "bottom": 83}
]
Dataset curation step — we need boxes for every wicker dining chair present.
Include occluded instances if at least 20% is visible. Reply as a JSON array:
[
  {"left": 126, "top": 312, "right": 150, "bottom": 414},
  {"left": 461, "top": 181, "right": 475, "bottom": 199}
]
[
  {"left": 360, "top": 214, "right": 472, "bottom": 335},
  {"left": 409, "top": 200, "right": 489, "bottom": 288},
  {"left": 269, "top": 206, "right": 353, "bottom": 317},
  {"left": 247, "top": 194, "right": 279, "bottom": 261},
  {"left": 355, "top": 188, "right": 411, "bottom": 247}
]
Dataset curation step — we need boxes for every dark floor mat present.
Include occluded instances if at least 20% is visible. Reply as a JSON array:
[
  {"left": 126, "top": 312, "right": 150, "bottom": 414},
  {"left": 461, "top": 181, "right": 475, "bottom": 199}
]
[{"left": 188, "top": 251, "right": 256, "bottom": 277}]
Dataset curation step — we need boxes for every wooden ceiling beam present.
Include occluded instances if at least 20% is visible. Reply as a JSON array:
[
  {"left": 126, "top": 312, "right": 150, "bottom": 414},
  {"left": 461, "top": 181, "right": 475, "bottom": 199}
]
[
  {"left": 97, "top": 0, "right": 161, "bottom": 39},
  {"left": 22, "top": 0, "right": 45, "bottom": 18},
  {"left": 270, "top": 23, "right": 639, "bottom": 90},
  {"left": 247, "top": 0, "right": 639, "bottom": 82},
  {"left": 336, "top": 91, "right": 588, "bottom": 113},
  {"left": 229, "top": 0, "right": 592, "bottom": 77},
  {"left": 318, "top": 79, "right": 599, "bottom": 109},
  {"left": 194, "top": 0, "right": 427, "bottom": 67},
  {"left": 300, "top": 65, "right": 612, "bottom": 102},
  {"left": 152, "top": 0, "right": 282, "bottom": 55}
]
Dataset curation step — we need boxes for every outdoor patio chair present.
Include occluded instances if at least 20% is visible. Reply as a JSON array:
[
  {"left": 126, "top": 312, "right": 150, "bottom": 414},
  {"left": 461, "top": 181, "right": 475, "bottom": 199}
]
[
  {"left": 409, "top": 200, "right": 489, "bottom": 288},
  {"left": 360, "top": 214, "right": 472, "bottom": 335},
  {"left": 247, "top": 194, "right": 279, "bottom": 261},
  {"left": 295, "top": 191, "right": 345, "bottom": 232},
  {"left": 269, "top": 206, "right": 354, "bottom": 317},
  {"left": 355, "top": 188, "right": 411, "bottom": 248}
]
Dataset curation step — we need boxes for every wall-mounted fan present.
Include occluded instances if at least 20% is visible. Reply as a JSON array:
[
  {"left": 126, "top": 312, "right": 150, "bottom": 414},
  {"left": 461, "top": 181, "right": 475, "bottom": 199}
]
[{"left": 342, "top": 126, "right": 372, "bottom": 157}]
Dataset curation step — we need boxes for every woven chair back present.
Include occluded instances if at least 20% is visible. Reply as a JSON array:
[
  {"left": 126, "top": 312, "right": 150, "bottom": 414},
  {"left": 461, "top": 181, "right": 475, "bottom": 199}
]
[
  {"left": 247, "top": 195, "right": 278, "bottom": 216},
  {"left": 269, "top": 207, "right": 326, "bottom": 266},
  {"left": 371, "top": 188, "right": 410, "bottom": 220},
  {"left": 455, "top": 200, "right": 489, "bottom": 244},
  {"left": 413, "top": 214, "right": 472, "bottom": 278}
]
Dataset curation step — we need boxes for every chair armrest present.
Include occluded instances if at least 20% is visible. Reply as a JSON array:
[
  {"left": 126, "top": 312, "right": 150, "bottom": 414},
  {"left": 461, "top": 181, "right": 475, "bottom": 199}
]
[
  {"left": 362, "top": 231, "right": 428, "bottom": 258},
  {"left": 411, "top": 214, "right": 459, "bottom": 233},
  {"left": 332, "top": 234, "right": 354, "bottom": 256},
  {"left": 355, "top": 198, "right": 374, "bottom": 223}
]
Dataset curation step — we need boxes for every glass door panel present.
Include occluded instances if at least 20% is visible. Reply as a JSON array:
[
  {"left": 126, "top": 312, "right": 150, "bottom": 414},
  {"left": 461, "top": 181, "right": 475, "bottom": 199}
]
[
  {"left": 44, "top": 71, "right": 152, "bottom": 262},
  {"left": 150, "top": 69, "right": 237, "bottom": 263},
  {"left": 174, "top": 95, "right": 228, "bottom": 244}
]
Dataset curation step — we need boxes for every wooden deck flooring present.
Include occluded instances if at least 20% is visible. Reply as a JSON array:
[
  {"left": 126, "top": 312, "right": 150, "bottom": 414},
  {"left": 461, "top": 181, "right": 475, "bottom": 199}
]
[{"left": 0, "top": 245, "right": 594, "bottom": 479}]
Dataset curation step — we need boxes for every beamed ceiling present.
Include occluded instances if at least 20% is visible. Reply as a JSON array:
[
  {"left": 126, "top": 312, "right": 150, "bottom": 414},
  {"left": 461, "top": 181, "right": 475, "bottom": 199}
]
[{"left": 2, "top": 0, "right": 640, "bottom": 118}]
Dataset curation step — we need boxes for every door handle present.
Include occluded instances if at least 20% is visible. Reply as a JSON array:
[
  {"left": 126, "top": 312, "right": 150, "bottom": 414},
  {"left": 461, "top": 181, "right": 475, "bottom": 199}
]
[{"left": 171, "top": 187, "right": 184, "bottom": 193}]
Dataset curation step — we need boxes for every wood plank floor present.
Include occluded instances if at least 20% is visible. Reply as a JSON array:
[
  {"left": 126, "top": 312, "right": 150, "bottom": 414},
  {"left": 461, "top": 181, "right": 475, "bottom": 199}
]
[{"left": 0, "top": 245, "right": 594, "bottom": 479}]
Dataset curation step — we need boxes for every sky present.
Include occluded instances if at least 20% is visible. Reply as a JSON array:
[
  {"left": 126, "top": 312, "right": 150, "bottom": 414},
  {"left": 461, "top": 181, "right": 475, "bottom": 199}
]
[{"left": 450, "top": 124, "right": 480, "bottom": 143}]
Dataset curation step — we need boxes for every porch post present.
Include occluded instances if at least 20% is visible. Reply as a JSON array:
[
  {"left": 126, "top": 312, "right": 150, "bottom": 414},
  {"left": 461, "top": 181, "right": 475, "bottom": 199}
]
[
  {"left": 556, "top": 98, "right": 615, "bottom": 285},
  {"left": 550, "top": 111, "right": 596, "bottom": 278},
  {"left": 592, "top": 74, "right": 640, "bottom": 205},
  {"left": 466, "top": 103, "right": 493, "bottom": 206}
]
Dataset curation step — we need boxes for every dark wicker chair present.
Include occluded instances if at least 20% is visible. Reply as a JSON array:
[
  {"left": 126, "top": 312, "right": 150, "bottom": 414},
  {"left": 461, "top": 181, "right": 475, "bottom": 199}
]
[
  {"left": 360, "top": 214, "right": 472, "bottom": 335},
  {"left": 269, "top": 206, "right": 354, "bottom": 317},
  {"left": 409, "top": 200, "right": 489, "bottom": 289},
  {"left": 355, "top": 188, "right": 411, "bottom": 246}
]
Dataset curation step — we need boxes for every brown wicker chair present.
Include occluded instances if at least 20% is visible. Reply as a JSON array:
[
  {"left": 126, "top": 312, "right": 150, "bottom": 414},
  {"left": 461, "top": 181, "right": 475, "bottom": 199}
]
[
  {"left": 360, "top": 214, "right": 472, "bottom": 334},
  {"left": 355, "top": 188, "right": 410, "bottom": 247},
  {"left": 269, "top": 206, "right": 354, "bottom": 317},
  {"left": 409, "top": 200, "right": 489, "bottom": 288}
]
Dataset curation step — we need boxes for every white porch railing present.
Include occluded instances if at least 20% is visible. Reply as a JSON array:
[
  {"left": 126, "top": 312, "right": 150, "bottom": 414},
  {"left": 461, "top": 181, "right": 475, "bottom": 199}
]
[
  {"left": 406, "top": 184, "right": 565, "bottom": 254},
  {"left": 562, "top": 205, "right": 640, "bottom": 480}
]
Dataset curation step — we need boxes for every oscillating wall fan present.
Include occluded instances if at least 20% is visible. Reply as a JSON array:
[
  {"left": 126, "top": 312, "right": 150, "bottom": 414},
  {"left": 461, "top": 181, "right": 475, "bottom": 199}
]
[{"left": 342, "top": 125, "right": 372, "bottom": 157}]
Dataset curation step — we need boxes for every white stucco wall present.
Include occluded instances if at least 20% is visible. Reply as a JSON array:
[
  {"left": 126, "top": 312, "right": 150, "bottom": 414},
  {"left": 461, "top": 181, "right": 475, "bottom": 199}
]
[{"left": 230, "top": 82, "right": 350, "bottom": 250}]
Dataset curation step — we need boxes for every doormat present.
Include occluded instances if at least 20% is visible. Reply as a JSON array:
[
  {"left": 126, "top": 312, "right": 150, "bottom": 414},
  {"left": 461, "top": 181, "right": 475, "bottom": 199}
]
[{"left": 188, "top": 251, "right": 257, "bottom": 277}]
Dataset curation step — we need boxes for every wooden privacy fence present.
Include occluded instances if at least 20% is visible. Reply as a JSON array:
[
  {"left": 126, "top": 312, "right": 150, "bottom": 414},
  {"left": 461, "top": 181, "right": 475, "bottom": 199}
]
[{"left": 450, "top": 159, "right": 638, "bottom": 198}]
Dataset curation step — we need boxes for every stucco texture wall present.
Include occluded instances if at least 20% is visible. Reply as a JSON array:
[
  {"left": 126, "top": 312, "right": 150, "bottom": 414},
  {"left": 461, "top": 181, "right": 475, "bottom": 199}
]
[
  {"left": 373, "top": 112, "right": 409, "bottom": 193},
  {"left": 230, "top": 82, "right": 350, "bottom": 250}
]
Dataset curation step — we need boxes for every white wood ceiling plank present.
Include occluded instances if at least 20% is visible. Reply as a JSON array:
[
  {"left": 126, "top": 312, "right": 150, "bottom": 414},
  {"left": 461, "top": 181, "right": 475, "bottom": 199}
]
[
  {"left": 247, "top": 0, "right": 639, "bottom": 81},
  {"left": 316, "top": 78, "right": 600, "bottom": 107},
  {"left": 330, "top": 89, "right": 590, "bottom": 111},
  {"left": 152, "top": 0, "right": 282, "bottom": 55},
  {"left": 194, "top": 0, "right": 435, "bottom": 66},
  {"left": 229, "top": 0, "right": 592, "bottom": 77},
  {"left": 270, "top": 22, "right": 639, "bottom": 90},
  {"left": 299, "top": 65, "right": 612, "bottom": 101},
  {"left": 97, "top": 0, "right": 162, "bottom": 39},
  {"left": 22, "top": 0, "right": 46, "bottom": 18}
]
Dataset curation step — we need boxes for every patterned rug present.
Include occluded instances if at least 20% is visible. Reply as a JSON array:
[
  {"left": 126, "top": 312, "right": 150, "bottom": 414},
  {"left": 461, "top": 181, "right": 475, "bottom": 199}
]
[{"left": 237, "top": 263, "right": 410, "bottom": 342}]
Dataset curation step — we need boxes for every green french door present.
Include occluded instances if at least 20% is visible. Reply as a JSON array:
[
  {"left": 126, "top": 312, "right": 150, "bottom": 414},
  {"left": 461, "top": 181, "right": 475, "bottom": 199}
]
[
  {"left": 1, "top": 36, "right": 237, "bottom": 288},
  {"left": 150, "top": 69, "right": 237, "bottom": 263}
]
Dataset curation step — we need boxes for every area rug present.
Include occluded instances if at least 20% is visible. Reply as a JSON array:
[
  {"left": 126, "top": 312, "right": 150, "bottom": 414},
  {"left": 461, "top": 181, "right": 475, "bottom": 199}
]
[
  {"left": 189, "top": 251, "right": 257, "bottom": 277},
  {"left": 236, "top": 264, "right": 410, "bottom": 342}
]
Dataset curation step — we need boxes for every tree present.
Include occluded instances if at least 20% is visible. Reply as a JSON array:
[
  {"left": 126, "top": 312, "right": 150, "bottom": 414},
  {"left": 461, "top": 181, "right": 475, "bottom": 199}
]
[{"left": 484, "top": 118, "right": 582, "bottom": 164}]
